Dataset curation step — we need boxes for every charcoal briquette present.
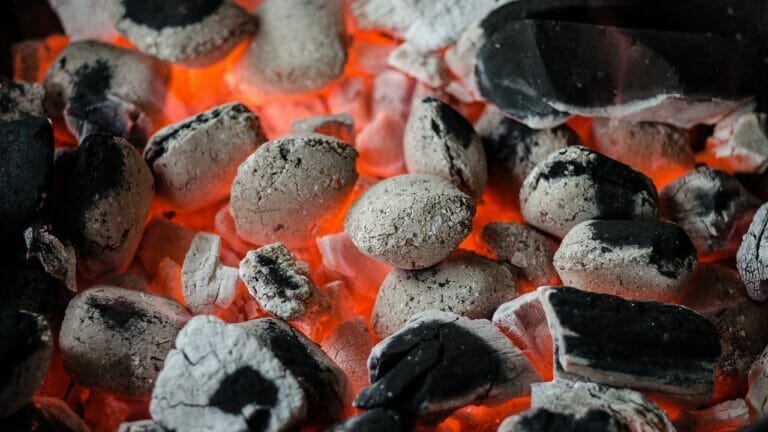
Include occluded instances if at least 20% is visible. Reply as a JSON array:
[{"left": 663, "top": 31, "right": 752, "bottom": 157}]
[
  {"left": 325, "top": 408, "right": 411, "bottom": 432},
  {"left": 498, "top": 408, "right": 629, "bottom": 432},
  {"left": 737, "top": 202, "right": 768, "bottom": 301},
  {"left": 492, "top": 292, "right": 553, "bottom": 377},
  {"left": 182, "top": 233, "right": 239, "bottom": 314},
  {"left": 0, "top": 79, "right": 45, "bottom": 122},
  {"left": 482, "top": 222, "right": 559, "bottom": 287},
  {"left": 24, "top": 225, "right": 77, "bottom": 292},
  {"left": 292, "top": 113, "right": 355, "bottom": 144}
]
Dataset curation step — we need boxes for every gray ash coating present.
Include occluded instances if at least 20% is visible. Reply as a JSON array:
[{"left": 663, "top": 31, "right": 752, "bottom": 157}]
[
  {"left": 122, "top": 0, "right": 224, "bottom": 30},
  {"left": 0, "top": 308, "right": 44, "bottom": 387},
  {"left": 327, "top": 408, "right": 410, "bottom": 432},
  {"left": 503, "top": 408, "right": 629, "bottom": 432},
  {"left": 208, "top": 366, "right": 277, "bottom": 432}
]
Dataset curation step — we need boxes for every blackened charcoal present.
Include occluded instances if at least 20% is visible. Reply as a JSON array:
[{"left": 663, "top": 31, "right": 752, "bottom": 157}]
[
  {"left": 492, "top": 292, "right": 553, "bottom": 377},
  {"left": 0, "top": 261, "right": 71, "bottom": 331},
  {"left": 325, "top": 408, "right": 411, "bottom": 432},
  {"left": 0, "top": 79, "right": 45, "bottom": 122},
  {"left": 64, "top": 95, "right": 153, "bottom": 149},
  {"left": 0, "top": 397, "right": 90, "bottom": 432},
  {"left": 705, "top": 107, "right": 768, "bottom": 173},
  {"left": 661, "top": 167, "right": 759, "bottom": 256},
  {"left": 292, "top": 113, "right": 355, "bottom": 144},
  {"left": 237, "top": 318, "right": 347, "bottom": 422},
  {"left": 182, "top": 233, "right": 238, "bottom": 314},
  {"left": 539, "top": 287, "right": 720, "bottom": 402},
  {"left": 748, "top": 345, "right": 768, "bottom": 416},
  {"left": 57, "top": 135, "right": 154, "bottom": 277},
  {"left": 498, "top": 408, "right": 629, "bottom": 432},
  {"left": 482, "top": 223, "right": 559, "bottom": 287},
  {"left": 521, "top": 146, "right": 658, "bottom": 238},
  {"left": 150, "top": 316, "right": 307, "bottom": 432},
  {"left": 354, "top": 310, "right": 539, "bottom": 420},
  {"left": 113, "top": 0, "right": 257, "bottom": 66},
  {"left": 737, "top": 202, "right": 768, "bottom": 301},
  {"left": 554, "top": 220, "right": 697, "bottom": 301},
  {"left": 0, "top": 309, "right": 52, "bottom": 418},
  {"left": 119, "top": 420, "right": 168, "bottom": 432},
  {"left": 60, "top": 286, "right": 190, "bottom": 397},
  {"left": 24, "top": 225, "right": 77, "bottom": 292}
]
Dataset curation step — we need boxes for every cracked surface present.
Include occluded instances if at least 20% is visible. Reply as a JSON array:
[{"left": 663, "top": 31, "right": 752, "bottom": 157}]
[
  {"left": 483, "top": 222, "right": 559, "bottom": 287},
  {"left": 182, "top": 233, "right": 239, "bottom": 313},
  {"left": 321, "top": 318, "right": 373, "bottom": 404},
  {"left": 737, "top": 202, "right": 768, "bottom": 301}
]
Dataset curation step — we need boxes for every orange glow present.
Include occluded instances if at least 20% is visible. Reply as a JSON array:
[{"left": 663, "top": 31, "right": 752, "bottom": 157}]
[{"left": 436, "top": 397, "right": 532, "bottom": 432}]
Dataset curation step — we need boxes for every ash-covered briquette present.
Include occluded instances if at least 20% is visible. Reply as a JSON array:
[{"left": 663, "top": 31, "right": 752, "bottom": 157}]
[
  {"left": 237, "top": 0, "right": 347, "bottom": 94},
  {"left": 520, "top": 146, "right": 658, "bottom": 238},
  {"left": 404, "top": 97, "right": 487, "bottom": 198},
  {"left": 737, "top": 202, "right": 768, "bottom": 301},
  {"left": 231, "top": 134, "right": 358, "bottom": 248},
  {"left": 57, "top": 135, "right": 154, "bottom": 277},
  {"left": 145, "top": 102, "right": 266, "bottom": 211},
  {"left": 345, "top": 174, "right": 475, "bottom": 269},
  {"left": 0, "top": 79, "right": 45, "bottom": 122},
  {"left": 531, "top": 380, "right": 675, "bottom": 432},
  {"left": 24, "top": 225, "right": 77, "bottom": 293},
  {"left": 326, "top": 408, "right": 411, "bottom": 432},
  {"left": 748, "top": 345, "right": 768, "bottom": 416},
  {"left": 354, "top": 310, "right": 539, "bottom": 420},
  {"left": 182, "top": 233, "right": 238, "bottom": 314},
  {"left": 388, "top": 43, "right": 448, "bottom": 88},
  {"left": 236, "top": 318, "right": 347, "bottom": 422},
  {"left": 0, "top": 309, "right": 52, "bottom": 418},
  {"left": 292, "top": 113, "right": 355, "bottom": 144},
  {"left": 661, "top": 166, "right": 759, "bottom": 255},
  {"left": 498, "top": 408, "right": 629, "bottom": 432},
  {"left": 239, "top": 243, "right": 316, "bottom": 320},
  {"left": 553, "top": 220, "right": 697, "bottom": 301},
  {"left": 539, "top": 287, "right": 720, "bottom": 402},
  {"left": 0, "top": 397, "right": 91, "bottom": 432},
  {"left": 482, "top": 223, "right": 559, "bottom": 287},
  {"left": 372, "top": 251, "right": 517, "bottom": 338},
  {"left": 59, "top": 286, "right": 190, "bottom": 398},
  {"left": 112, "top": 0, "right": 257, "bottom": 66},
  {"left": 119, "top": 420, "right": 167, "bottom": 432},
  {"left": 492, "top": 292, "right": 553, "bottom": 376},
  {"left": 150, "top": 315, "right": 307, "bottom": 432},
  {"left": 706, "top": 107, "right": 768, "bottom": 173}
]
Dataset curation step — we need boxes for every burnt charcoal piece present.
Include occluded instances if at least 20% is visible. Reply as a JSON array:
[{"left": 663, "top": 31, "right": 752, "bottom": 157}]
[
  {"left": 539, "top": 287, "right": 720, "bottom": 402},
  {"left": 690, "top": 399, "right": 751, "bottom": 432},
  {"left": 237, "top": 318, "right": 347, "bottom": 422},
  {"left": 119, "top": 420, "right": 167, "bottom": 432},
  {"left": 150, "top": 316, "right": 307, "bottom": 432},
  {"left": 24, "top": 225, "right": 77, "bottom": 292},
  {"left": 59, "top": 286, "right": 190, "bottom": 397},
  {"left": 372, "top": 251, "right": 517, "bottom": 338},
  {"left": 404, "top": 97, "right": 487, "bottom": 198},
  {"left": 182, "top": 233, "right": 238, "bottom": 313},
  {"left": 292, "top": 113, "right": 355, "bottom": 144},
  {"left": 521, "top": 146, "right": 658, "bottom": 238},
  {"left": 706, "top": 107, "right": 768, "bottom": 174},
  {"left": 748, "top": 345, "right": 768, "bottom": 416},
  {"left": 554, "top": 220, "right": 697, "bottom": 301},
  {"left": 113, "top": 0, "right": 256, "bottom": 66},
  {"left": 0, "top": 397, "right": 90, "bottom": 432},
  {"left": 0, "top": 309, "right": 52, "bottom": 418},
  {"left": 354, "top": 310, "right": 539, "bottom": 420},
  {"left": 498, "top": 408, "right": 629, "bottom": 432},
  {"left": 345, "top": 174, "right": 475, "bottom": 269},
  {"left": 0, "top": 79, "right": 45, "bottom": 122},
  {"left": 326, "top": 408, "right": 411, "bottom": 432},
  {"left": 661, "top": 167, "right": 759, "bottom": 256},
  {"left": 492, "top": 292, "right": 553, "bottom": 377},
  {"left": 0, "top": 261, "right": 71, "bottom": 331},
  {"left": 737, "top": 202, "right": 768, "bottom": 301},
  {"left": 482, "top": 222, "right": 559, "bottom": 287},
  {"left": 0, "top": 117, "right": 54, "bottom": 242},
  {"left": 321, "top": 318, "right": 373, "bottom": 401},
  {"left": 57, "top": 135, "right": 154, "bottom": 277}
]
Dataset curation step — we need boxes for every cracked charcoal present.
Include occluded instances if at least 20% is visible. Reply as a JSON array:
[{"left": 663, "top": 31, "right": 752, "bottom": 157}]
[
  {"left": 498, "top": 408, "right": 629, "bottom": 432},
  {"left": 182, "top": 233, "right": 239, "bottom": 314},
  {"left": 737, "top": 202, "right": 768, "bottom": 301},
  {"left": 482, "top": 222, "right": 559, "bottom": 287}
]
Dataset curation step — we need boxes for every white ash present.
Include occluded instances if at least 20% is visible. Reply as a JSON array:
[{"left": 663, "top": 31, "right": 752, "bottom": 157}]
[
  {"left": 49, "top": 0, "right": 121, "bottom": 42},
  {"left": 371, "top": 251, "right": 517, "bottom": 338},
  {"left": 531, "top": 380, "right": 675, "bottom": 432},
  {"left": 239, "top": 243, "right": 316, "bottom": 320},
  {"left": 444, "top": 21, "right": 485, "bottom": 102},
  {"left": 345, "top": 174, "right": 475, "bottom": 269},
  {"left": 737, "top": 202, "right": 768, "bottom": 301},
  {"left": 404, "top": 97, "right": 487, "bottom": 198},
  {"left": 690, "top": 399, "right": 751, "bottom": 432},
  {"left": 111, "top": 0, "right": 257, "bottom": 66},
  {"left": 150, "top": 315, "right": 307, "bottom": 432},
  {"left": 483, "top": 223, "right": 559, "bottom": 287},
  {"left": 520, "top": 146, "right": 658, "bottom": 238},
  {"left": 748, "top": 345, "right": 768, "bottom": 416},
  {"left": 498, "top": 408, "right": 629, "bottom": 432},
  {"left": 24, "top": 225, "right": 77, "bottom": 292},
  {"left": 231, "top": 134, "right": 358, "bottom": 248},
  {"left": 118, "top": 420, "right": 167, "bottom": 432},
  {"left": 236, "top": 0, "right": 347, "bottom": 94},
  {"left": 0, "top": 79, "right": 45, "bottom": 122},
  {"left": 444, "top": 80, "right": 475, "bottom": 104},
  {"left": 145, "top": 102, "right": 266, "bottom": 211},
  {"left": 706, "top": 105, "right": 768, "bottom": 173},
  {"left": 0, "top": 310, "right": 52, "bottom": 419},
  {"left": 291, "top": 113, "right": 355, "bottom": 144},
  {"left": 59, "top": 286, "right": 190, "bottom": 398},
  {"left": 387, "top": 43, "right": 448, "bottom": 88},
  {"left": 321, "top": 318, "right": 373, "bottom": 403},
  {"left": 554, "top": 220, "right": 697, "bottom": 302},
  {"left": 492, "top": 292, "right": 553, "bottom": 376},
  {"left": 182, "top": 233, "right": 239, "bottom": 314},
  {"left": 325, "top": 408, "right": 408, "bottom": 432}
]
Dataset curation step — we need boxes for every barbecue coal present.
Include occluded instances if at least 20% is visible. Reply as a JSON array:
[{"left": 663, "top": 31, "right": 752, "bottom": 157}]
[
  {"left": 292, "top": 113, "right": 355, "bottom": 144},
  {"left": 119, "top": 420, "right": 167, "bottom": 432},
  {"left": 144, "top": 102, "right": 266, "bottom": 211},
  {"left": 230, "top": 134, "right": 358, "bottom": 248},
  {"left": 182, "top": 233, "right": 239, "bottom": 314},
  {"left": 498, "top": 408, "right": 629, "bottom": 432},
  {"left": 690, "top": 399, "right": 752, "bottom": 432},
  {"left": 0, "top": 261, "right": 70, "bottom": 331},
  {"left": 372, "top": 250, "right": 517, "bottom": 337},
  {"left": 356, "top": 112, "right": 407, "bottom": 178},
  {"left": 520, "top": 146, "right": 658, "bottom": 238},
  {"left": 404, "top": 97, "right": 486, "bottom": 198},
  {"left": 321, "top": 318, "right": 373, "bottom": 403},
  {"left": 492, "top": 292, "right": 553, "bottom": 377},
  {"left": 737, "top": 202, "right": 768, "bottom": 301},
  {"left": 23, "top": 225, "right": 77, "bottom": 292},
  {"left": 0, "top": 79, "right": 45, "bottom": 122},
  {"left": 345, "top": 174, "right": 475, "bottom": 269},
  {"left": 0, "top": 397, "right": 90, "bottom": 432},
  {"left": 748, "top": 345, "right": 768, "bottom": 416},
  {"left": 59, "top": 286, "right": 190, "bottom": 397},
  {"left": 553, "top": 220, "right": 697, "bottom": 301},
  {"left": 388, "top": 43, "right": 448, "bottom": 88},
  {"left": 0, "top": 309, "right": 52, "bottom": 418},
  {"left": 111, "top": 0, "right": 257, "bottom": 66},
  {"left": 326, "top": 408, "right": 411, "bottom": 432},
  {"left": 354, "top": 310, "right": 539, "bottom": 419},
  {"left": 482, "top": 222, "right": 559, "bottom": 287},
  {"left": 150, "top": 315, "right": 307, "bottom": 432},
  {"left": 539, "top": 287, "right": 720, "bottom": 402},
  {"left": 706, "top": 107, "right": 768, "bottom": 173}
]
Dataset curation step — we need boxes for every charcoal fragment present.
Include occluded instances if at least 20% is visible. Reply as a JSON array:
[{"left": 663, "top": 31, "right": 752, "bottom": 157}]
[
  {"left": 737, "top": 202, "right": 768, "bottom": 301},
  {"left": 0, "top": 397, "right": 90, "bottom": 432},
  {"left": 0, "top": 261, "right": 71, "bottom": 331},
  {"left": 24, "top": 225, "right": 77, "bottom": 292},
  {"left": 483, "top": 223, "right": 559, "bottom": 287},
  {"left": 182, "top": 233, "right": 239, "bottom": 313},
  {"left": 292, "top": 113, "right": 355, "bottom": 144},
  {"left": 325, "top": 408, "right": 410, "bottom": 432},
  {"left": 321, "top": 318, "right": 373, "bottom": 402},
  {"left": 388, "top": 43, "right": 448, "bottom": 88},
  {"left": 498, "top": 408, "right": 629, "bottom": 432},
  {"left": 492, "top": 292, "right": 553, "bottom": 377},
  {"left": 705, "top": 107, "right": 768, "bottom": 173},
  {"left": 0, "top": 79, "right": 45, "bottom": 122}
]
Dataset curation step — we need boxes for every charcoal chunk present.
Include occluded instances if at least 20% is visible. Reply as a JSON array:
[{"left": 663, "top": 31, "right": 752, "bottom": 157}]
[
  {"left": 748, "top": 345, "right": 768, "bottom": 416},
  {"left": 737, "top": 202, "right": 768, "bottom": 301},
  {"left": 182, "top": 233, "right": 238, "bottom": 313},
  {"left": 0, "top": 397, "right": 90, "bottom": 432},
  {"left": 498, "top": 408, "right": 629, "bottom": 432},
  {"left": 705, "top": 106, "right": 768, "bottom": 174},
  {"left": 482, "top": 223, "right": 559, "bottom": 287},
  {"left": 325, "top": 408, "right": 410, "bottom": 432},
  {"left": 24, "top": 225, "right": 77, "bottom": 292},
  {"left": 492, "top": 292, "right": 553, "bottom": 378},
  {"left": 0, "top": 79, "right": 45, "bottom": 122},
  {"left": 0, "top": 261, "right": 71, "bottom": 331}
]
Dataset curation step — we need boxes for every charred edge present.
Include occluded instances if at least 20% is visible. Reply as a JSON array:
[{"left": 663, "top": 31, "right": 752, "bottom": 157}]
[
  {"left": 254, "top": 254, "right": 302, "bottom": 293},
  {"left": 122, "top": 0, "right": 224, "bottom": 31},
  {"left": 208, "top": 366, "right": 277, "bottom": 431},
  {"left": 86, "top": 296, "right": 159, "bottom": 332}
]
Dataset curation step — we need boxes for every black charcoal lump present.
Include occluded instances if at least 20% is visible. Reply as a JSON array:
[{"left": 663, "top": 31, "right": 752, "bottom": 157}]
[
  {"left": 0, "top": 79, "right": 45, "bottom": 122},
  {"left": 737, "top": 202, "right": 768, "bottom": 301},
  {"left": 498, "top": 408, "right": 629, "bottom": 432}
]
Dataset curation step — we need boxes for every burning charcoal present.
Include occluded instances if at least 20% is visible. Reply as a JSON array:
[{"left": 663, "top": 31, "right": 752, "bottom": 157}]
[
  {"left": 316, "top": 232, "right": 391, "bottom": 292},
  {"left": 136, "top": 217, "right": 196, "bottom": 276},
  {"left": 49, "top": 0, "right": 120, "bottom": 42},
  {"left": 661, "top": 167, "right": 758, "bottom": 256},
  {"left": 372, "top": 70, "right": 414, "bottom": 119},
  {"left": 690, "top": 399, "right": 751, "bottom": 432},
  {"left": 539, "top": 287, "right": 720, "bottom": 402},
  {"left": 145, "top": 103, "right": 266, "bottom": 211},
  {"left": 520, "top": 146, "right": 658, "bottom": 238},
  {"left": 404, "top": 97, "right": 487, "bottom": 198},
  {"left": 354, "top": 310, "right": 539, "bottom": 419},
  {"left": 236, "top": 0, "right": 347, "bottom": 94},
  {"left": 182, "top": 233, "right": 239, "bottom": 314},
  {"left": 482, "top": 223, "right": 559, "bottom": 287},
  {"left": 326, "top": 408, "right": 410, "bottom": 432},
  {"left": 705, "top": 107, "right": 768, "bottom": 173},
  {"left": 237, "top": 318, "right": 347, "bottom": 422},
  {"left": 0, "top": 79, "right": 45, "bottom": 122},
  {"left": 150, "top": 315, "right": 307, "bottom": 432},
  {"left": 0, "top": 309, "right": 52, "bottom": 418},
  {"left": 372, "top": 251, "right": 517, "bottom": 338},
  {"left": 57, "top": 135, "right": 154, "bottom": 277},
  {"left": 321, "top": 318, "right": 374, "bottom": 401},
  {"left": 111, "top": 0, "right": 257, "bottom": 66},
  {"left": 345, "top": 174, "right": 475, "bottom": 269},
  {"left": 239, "top": 243, "right": 316, "bottom": 320},
  {"left": 553, "top": 220, "right": 697, "bottom": 301},
  {"left": 531, "top": 380, "right": 674, "bottom": 432},
  {"left": 388, "top": 43, "right": 448, "bottom": 88},
  {"left": 356, "top": 112, "right": 407, "bottom": 178},
  {"left": 0, "top": 397, "right": 90, "bottom": 432},
  {"left": 292, "top": 113, "right": 355, "bottom": 144},
  {"left": 498, "top": 408, "right": 629, "bottom": 432},
  {"left": 737, "top": 202, "right": 768, "bottom": 301},
  {"left": 24, "top": 225, "right": 77, "bottom": 292},
  {"left": 748, "top": 345, "right": 768, "bottom": 416},
  {"left": 59, "top": 286, "right": 190, "bottom": 397},
  {"left": 231, "top": 134, "right": 358, "bottom": 248},
  {"left": 492, "top": 292, "right": 553, "bottom": 377},
  {"left": 119, "top": 420, "right": 167, "bottom": 432}
]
